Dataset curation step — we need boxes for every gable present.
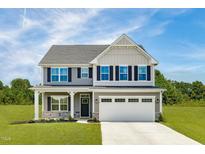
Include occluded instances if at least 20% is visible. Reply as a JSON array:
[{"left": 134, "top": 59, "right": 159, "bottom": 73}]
[
  {"left": 90, "top": 34, "right": 158, "bottom": 65},
  {"left": 98, "top": 46, "right": 150, "bottom": 65}
]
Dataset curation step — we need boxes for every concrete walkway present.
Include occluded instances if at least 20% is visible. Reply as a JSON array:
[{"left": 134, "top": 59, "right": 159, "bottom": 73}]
[{"left": 101, "top": 122, "right": 200, "bottom": 145}]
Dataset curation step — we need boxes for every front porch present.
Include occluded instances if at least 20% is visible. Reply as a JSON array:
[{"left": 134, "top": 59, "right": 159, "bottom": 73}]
[{"left": 32, "top": 86, "right": 95, "bottom": 120}]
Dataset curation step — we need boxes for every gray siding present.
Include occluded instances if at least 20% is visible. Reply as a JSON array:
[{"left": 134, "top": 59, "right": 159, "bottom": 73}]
[{"left": 43, "top": 67, "right": 93, "bottom": 86}]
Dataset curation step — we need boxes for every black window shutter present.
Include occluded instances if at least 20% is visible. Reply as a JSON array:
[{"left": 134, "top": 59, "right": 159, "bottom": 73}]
[
  {"left": 68, "top": 68, "right": 72, "bottom": 82},
  {"left": 68, "top": 97, "right": 71, "bottom": 111},
  {"left": 97, "top": 66, "right": 100, "bottom": 81},
  {"left": 47, "top": 96, "right": 51, "bottom": 111},
  {"left": 115, "top": 66, "right": 119, "bottom": 81},
  {"left": 147, "top": 66, "right": 151, "bottom": 81},
  {"left": 110, "top": 66, "right": 113, "bottom": 81},
  {"left": 128, "top": 66, "right": 132, "bottom": 81},
  {"left": 47, "top": 68, "right": 51, "bottom": 82},
  {"left": 77, "top": 67, "right": 81, "bottom": 78},
  {"left": 134, "top": 66, "right": 138, "bottom": 81},
  {"left": 89, "top": 67, "right": 93, "bottom": 78}
]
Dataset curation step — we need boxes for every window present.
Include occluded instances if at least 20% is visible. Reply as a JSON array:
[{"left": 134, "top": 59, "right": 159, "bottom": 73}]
[
  {"left": 51, "top": 68, "right": 59, "bottom": 82},
  {"left": 60, "top": 97, "right": 68, "bottom": 111},
  {"left": 51, "top": 68, "right": 68, "bottom": 82},
  {"left": 119, "top": 66, "right": 128, "bottom": 80},
  {"left": 60, "top": 68, "right": 68, "bottom": 81},
  {"left": 142, "top": 98, "right": 152, "bottom": 103},
  {"left": 101, "top": 98, "right": 112, "bottom": 103},
  {"left": 51, "top": 96, "right": 68, "bottom": 111},
  {"left": 138, "top": 66, "right": 147, "bottom": 81},
  {"left": 101, "top": 66, "right": 109, "bottom": 80},
  {"left": 81, "top": 67, "right": 89, "bottom": 78},
  {"left": 51, "top": 97, "right": 59, "bottom": 111},
  {"left": 128, "top": 98, "right": 139, "bottom": 103},
  {"left": 115, "top": 98, "right": 126, "bottom": 102}
]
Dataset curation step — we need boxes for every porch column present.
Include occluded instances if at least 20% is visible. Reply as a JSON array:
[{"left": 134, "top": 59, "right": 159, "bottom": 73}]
[
  {"left": 92, "top": 91, "right": 95, "bottom": 116},
  {"left": 70, "top": 91, "right": 75, "bottom": 118},
  {"left": 160, "top": 91, "right": 162, "bottom": 113},
  {"left": 34, "top": 90, "right": 39, "bottom": 120}
]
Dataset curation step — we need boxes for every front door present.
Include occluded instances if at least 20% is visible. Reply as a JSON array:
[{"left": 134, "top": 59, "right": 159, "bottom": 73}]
[{"left": 81, "top": 97, "right": 89, "bottom": 117}]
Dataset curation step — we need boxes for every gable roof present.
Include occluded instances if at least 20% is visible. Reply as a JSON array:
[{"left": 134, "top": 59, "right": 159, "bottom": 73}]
[
  {"left": 90, "top": 34, "right": 158, "bottom": 65},
  {"left": 39, "top": 45, "right": 109, "bottom": 65}
]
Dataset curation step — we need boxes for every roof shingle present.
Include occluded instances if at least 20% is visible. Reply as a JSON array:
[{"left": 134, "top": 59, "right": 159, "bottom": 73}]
[{"left": 39, "top": 45, "right": 109, "bottom": 65}]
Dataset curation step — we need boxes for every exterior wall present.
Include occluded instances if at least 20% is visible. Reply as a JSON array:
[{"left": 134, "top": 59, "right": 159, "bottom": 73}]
[
  {"left": 42, "top": 92, "right": 92, "bottom": 119},
  {"left": 43, "top": 67, "right": 93, "bottom": 86},
  {"left": 93, "top": 92, "right": 161, "bottom": 120},
  {"left": 93, "top": 46, "right": 155, "bottom": 86},
  {"left": 98, "top": 46, "right": 150, "bottom": 65}
]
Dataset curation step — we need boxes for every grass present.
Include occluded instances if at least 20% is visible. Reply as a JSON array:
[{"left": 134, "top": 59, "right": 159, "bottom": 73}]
[
  {"left": 162, "top": 105, "right": 205, "bottom": 144},
  {"left": 0, "top": 105, "right": 101, "bottom": 145}
]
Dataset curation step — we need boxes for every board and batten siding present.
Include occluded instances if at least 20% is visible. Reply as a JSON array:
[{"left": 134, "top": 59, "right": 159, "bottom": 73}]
[
  {"left": 93, "top": 46, "right": 155, "bottom": 86},
  {"left": 43, "top": 67, "right": 93, "bottom": 86}
]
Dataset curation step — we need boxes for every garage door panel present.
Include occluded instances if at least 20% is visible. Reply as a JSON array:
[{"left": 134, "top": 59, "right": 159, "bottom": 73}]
[{"left": 99, "top": 96, "right": 155, "bottom": 122}]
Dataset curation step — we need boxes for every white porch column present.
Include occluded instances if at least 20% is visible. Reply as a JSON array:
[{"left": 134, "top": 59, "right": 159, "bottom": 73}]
[
  {"left": 34, "top": 90, "right": 39, "bottom": 120},
  {"left": 92, "top": 91, "right": 95, "bottom": 115},
  {"left": 70, "top": 91, "right": 75, "bottom": 118},
  {"left": 160, "top": 91, "right": 162, "bottom": 113},
  {"left": 41, "top": 92, "right": 44, "bottom": 113}
]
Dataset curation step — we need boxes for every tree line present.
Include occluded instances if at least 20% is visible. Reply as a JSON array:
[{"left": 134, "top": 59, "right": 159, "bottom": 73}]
[{"left": 0, "top": 70, "right": 205, "bottom": 105}]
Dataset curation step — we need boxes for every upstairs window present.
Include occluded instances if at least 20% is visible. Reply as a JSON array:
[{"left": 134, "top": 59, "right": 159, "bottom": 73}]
[
  {"left": 119, "top": 66, "right": 128, "bottom": 80},
  {"left": 51, "top": 68, "right": 68, "bottom": 82},
  {"left": 51, "top": 68, "right": 59, "bottom": 82},
  {"left": 101, "top": 66, "right": 109, "bottom": 80},
  {"left": 138, "top": 66, "right": 147, "bottom": 81},
  {"left": 81, "top": 67, "right": 89, "bottom": 78}
]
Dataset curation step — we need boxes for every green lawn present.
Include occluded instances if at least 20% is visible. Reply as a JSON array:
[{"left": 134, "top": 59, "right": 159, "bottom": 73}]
[
  {"left": 162, "top": 106, "right": 205, "bottom": 144},
  {"left": 0, "top": 105, "right": 101, "bottom": 145}
]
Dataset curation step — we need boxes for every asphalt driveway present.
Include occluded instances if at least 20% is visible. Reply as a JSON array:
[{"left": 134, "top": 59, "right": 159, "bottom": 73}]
[{"left": 101, "top": 122, "right": 200, "bottom": 145}]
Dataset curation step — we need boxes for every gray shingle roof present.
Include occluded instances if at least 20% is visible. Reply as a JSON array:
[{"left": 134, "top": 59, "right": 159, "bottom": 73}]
[{"left": 39, "top": 45, "right": 109, "bottom": 65}]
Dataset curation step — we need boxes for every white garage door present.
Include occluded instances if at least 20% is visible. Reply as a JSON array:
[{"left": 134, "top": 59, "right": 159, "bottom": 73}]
[{"left": 99, "top": 96, "right": 155, "bottom": 122}]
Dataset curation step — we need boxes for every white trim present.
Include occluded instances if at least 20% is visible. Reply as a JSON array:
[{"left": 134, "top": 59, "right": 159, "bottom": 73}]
[
  {"left": 42, "top": 92, "right": 44, "bottom": 113},
  {"left": 39, "top": 64, "right": 92, "bottom": 67},
  {"left": 80, "top": 93, "right": 90, "bottom": 118}
]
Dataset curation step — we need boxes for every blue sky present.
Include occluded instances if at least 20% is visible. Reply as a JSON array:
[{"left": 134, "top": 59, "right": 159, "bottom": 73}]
[{"left": 0, "top": 8, "right": 205, "bottom": 85}]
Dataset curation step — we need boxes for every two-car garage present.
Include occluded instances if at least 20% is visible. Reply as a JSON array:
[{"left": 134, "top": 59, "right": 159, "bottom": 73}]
[{"left": 99, "top": 96, "right": 155, "bottom": 122}]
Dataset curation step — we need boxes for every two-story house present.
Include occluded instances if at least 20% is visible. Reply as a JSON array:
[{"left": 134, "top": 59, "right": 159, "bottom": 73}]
[{"left": 31, "top": 34, "right": 165, "bottom": 122}]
